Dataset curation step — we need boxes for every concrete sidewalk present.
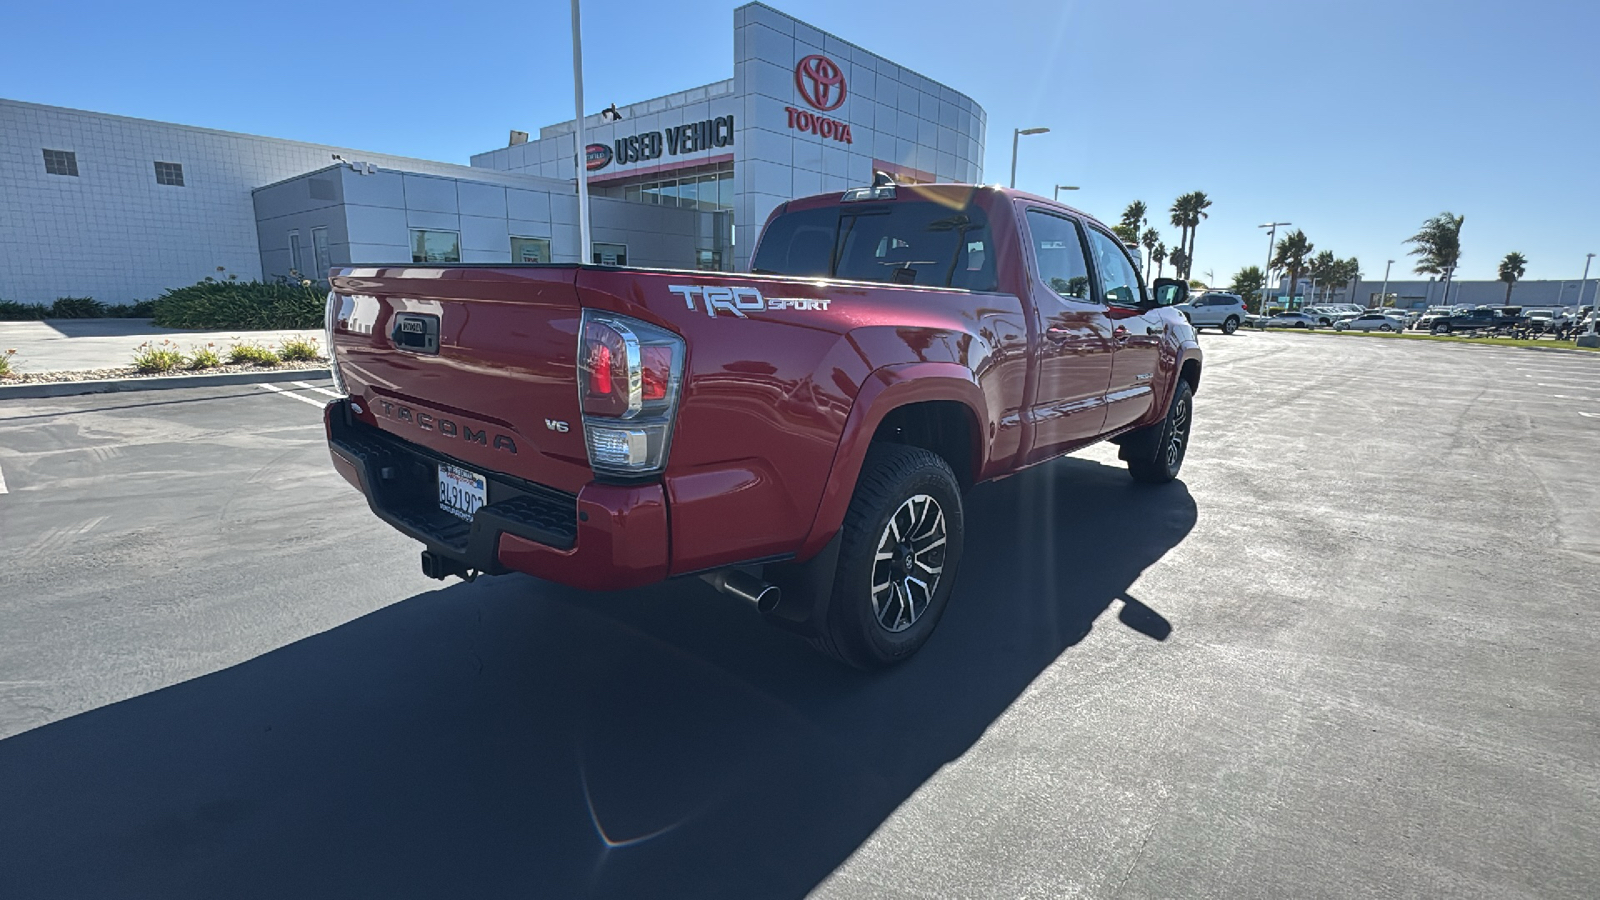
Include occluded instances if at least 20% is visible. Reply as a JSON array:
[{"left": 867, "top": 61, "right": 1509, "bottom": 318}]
[{"left": 0, "top": 320, "right": 321, "bottom": 373}]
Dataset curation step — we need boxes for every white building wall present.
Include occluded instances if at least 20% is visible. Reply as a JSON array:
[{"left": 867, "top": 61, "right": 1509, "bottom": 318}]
[
  {"left": 0, "top": 99, "right": 477, "bottom": 304},
  {"left": 254, "top": 165, "right": 721, "bottom": 276}
]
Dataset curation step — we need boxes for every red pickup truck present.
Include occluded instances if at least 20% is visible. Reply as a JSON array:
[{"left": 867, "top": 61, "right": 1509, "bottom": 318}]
[{"left": 323, "top": 179, "right": 1202, "bottom": 667}]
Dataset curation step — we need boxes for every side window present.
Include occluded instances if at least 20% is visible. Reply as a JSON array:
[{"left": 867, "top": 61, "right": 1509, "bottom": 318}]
[
  {"left": 1086, "top": 228, "right": 1142, "bottom": 307},
  {"left": 1025, "top": 210, "right": 1093, "bottom": 301}
]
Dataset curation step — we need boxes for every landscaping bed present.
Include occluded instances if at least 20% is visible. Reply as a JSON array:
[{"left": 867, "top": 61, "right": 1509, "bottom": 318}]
[{"left": 0, "top": 358, "right": 329, "bottom": 385}]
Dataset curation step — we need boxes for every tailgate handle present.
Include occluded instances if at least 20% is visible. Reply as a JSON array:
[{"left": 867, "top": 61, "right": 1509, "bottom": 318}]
[{"left": 391, "top": 313, "right": 440, "bottom": 355}]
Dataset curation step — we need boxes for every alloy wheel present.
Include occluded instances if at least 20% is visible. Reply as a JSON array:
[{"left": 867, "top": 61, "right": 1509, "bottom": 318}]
[
  {"left": 1167, "top": 395, "right": 1191, "bottom": 469},
  {"left": 870, "top": 494, "right": 947, "bottom": 633}
]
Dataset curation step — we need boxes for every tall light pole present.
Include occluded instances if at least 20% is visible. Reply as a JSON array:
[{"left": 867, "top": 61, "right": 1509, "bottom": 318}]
[
  {"left": 1259, "top": 222, "right": 1290, "bottom": 313},
  {"left": 1579, "top": 253, "right": 1599, "bottom": 347},
  {"left": 570, "top": 0, "right": 593, "bottom": 265},
  {"left": 1009, "top": 127, "right": 1050, "bottom": 189},
  {"left": 1054, "top": 185, "right": 1078, "bottom": 201},
  {"left": 1379, "top": 259, "right": 1394, "bottom": 309}
]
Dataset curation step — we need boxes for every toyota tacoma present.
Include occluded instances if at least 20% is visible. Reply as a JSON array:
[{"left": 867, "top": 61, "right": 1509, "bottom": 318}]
[{"left": 323, "top": 178, "right": 1202, "bottom": 667}]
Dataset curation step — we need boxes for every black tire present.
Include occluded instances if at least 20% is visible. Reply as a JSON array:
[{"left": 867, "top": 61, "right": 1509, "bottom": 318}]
[
  {"left": 1221, "top": 316, "right": 1239, "bottom": 335},
  {"left": 1127, "top": 380, "right": 1194, "bottom": 484},
  {"left": 812, "top": 444, "right": 964, "bottom": 669},
  {"left": 1433, "top": 323, "right": 1451, "bottom": 334},
  {"left": 1379, "top": 324, "right": 1393, "bottom": 332},
  {"left": 1296, "top": 322, "right": 1308, "bottom": 329}
]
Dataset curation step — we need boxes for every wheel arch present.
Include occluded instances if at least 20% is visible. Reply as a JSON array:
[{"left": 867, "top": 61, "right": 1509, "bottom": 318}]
[{"left": 797, "top": 363, "right": 989, "bottom": 560}]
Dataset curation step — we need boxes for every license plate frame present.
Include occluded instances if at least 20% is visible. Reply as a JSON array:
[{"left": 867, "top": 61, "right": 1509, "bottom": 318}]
[{"left": 437, "top": 463, "right": 487, "bottom": 521}]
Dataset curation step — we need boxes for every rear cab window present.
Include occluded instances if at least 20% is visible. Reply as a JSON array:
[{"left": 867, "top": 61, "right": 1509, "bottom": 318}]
[{"left": 752, "top": 199, "right": 997, "bottom": 291}]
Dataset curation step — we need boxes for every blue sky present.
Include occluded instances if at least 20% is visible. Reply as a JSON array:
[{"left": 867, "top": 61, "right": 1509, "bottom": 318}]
[{"left": 6, "top": 0, "right": 1598, "bottom": 283}]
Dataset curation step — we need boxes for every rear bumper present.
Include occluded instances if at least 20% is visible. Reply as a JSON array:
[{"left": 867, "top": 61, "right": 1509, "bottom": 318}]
[{"left": 325, "top": 399, "right": 669, "bottom": 590}]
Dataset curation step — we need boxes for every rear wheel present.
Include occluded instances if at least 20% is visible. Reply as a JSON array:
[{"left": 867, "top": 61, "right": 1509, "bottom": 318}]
[
  {"left": 1127, "top": 380, "right": 1193, "bottom": 485},
  {"left": 1379, "top": 323, "right": 1393, "bottom": 332},
  {"left": 1221, "top": 316, "right": 1239, "bottom": 335},
  {"left": 812, "top": 444, "right": 964, "bottom": 669}
]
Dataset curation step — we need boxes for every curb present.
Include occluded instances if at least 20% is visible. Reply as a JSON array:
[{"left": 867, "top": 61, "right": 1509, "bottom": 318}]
[
  {"left": 1275, "top": 330, "right": 1599, "bottom": 358},
  {"left": 0, "top": 367, "right": 332, "bottom": 400}
]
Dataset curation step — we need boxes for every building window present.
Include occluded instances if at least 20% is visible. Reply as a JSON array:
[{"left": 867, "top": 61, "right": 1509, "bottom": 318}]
[
  {"left": 696, "top": 249, "right": 722, "bottom": 271},
  {"left": 288, "top": 231, "right": 304, "bottom": 276},
  {"left": 154, "top": 161, "right": 185, "bottom": 186},
  {"left": 593, "top": 160, "right": 734, "bottom": 212},
  {"left": 42, "top": 149, "right": 78, "bottom": 177},
  {"left": 511, "top": 236, "right": 551, "bottom": 264},
  {"left": 411, "top": 229, "right": 461, "bottom": 264},
  {"left": 311, "top": 226, "right": 332, "bottom": 277},
  {"left": 593, "top": 243, "right": 627, "bottom": 266}
]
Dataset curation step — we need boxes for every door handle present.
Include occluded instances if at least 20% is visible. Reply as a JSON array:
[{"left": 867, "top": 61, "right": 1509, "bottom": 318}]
[{"left": 1045, "top": 325, "right": 1073, "bottom": 342}]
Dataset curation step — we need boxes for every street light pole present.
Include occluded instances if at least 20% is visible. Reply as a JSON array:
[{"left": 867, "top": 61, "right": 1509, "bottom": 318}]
[
  {"left": 1579, "top": 253, "right": 1599, "bottom": 346},
  {"left": 1054, "top": 185, "right": 1079, "bottom": 202},
  {"left": 1009, "top": 127, "right": 1050, "bottom": 189},
  {"left": 570, "top": 0, "right": 593, "bottom": 266},
  {"left": 1379, "top": 259, "right": 1393, "bottom": 309},
  {"left": 1259, "top": 222, "right": 1290, "bottom": 314}
]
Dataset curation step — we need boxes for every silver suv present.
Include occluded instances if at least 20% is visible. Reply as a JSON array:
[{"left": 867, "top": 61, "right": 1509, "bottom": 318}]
[{"left": 1175, "top": 292, "right": 1248, "bottom": 334}]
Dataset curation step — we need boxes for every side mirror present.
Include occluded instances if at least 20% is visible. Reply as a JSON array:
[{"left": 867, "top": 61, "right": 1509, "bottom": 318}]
[{"left": 1152, "top": 278, "right": 1189, "bottom": 308}]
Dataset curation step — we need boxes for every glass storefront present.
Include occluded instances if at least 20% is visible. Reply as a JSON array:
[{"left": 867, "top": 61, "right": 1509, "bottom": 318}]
[{"left": 591, "top": 161, "right": 734, "bottom": 212}]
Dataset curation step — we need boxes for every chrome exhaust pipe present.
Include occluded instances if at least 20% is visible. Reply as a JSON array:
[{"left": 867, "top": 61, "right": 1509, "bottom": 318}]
[{"left": 701, "top": 570, "right": 782, "bottom": 614}]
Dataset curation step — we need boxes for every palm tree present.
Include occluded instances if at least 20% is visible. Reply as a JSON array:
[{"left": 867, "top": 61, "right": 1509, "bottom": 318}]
[
  {"left": 1271, "top": 230, "right": 1314, "bottom": 308},
  {"left": 1308, "top": 251, "right": 1337, "bottom": 302},
  {"left": 1121, "top": 201, "right": 1147, "bottom": 234},
  {"left": 1230, "top": 265, "right": 1264, "bottom": 312},
  {"left": 1183, "top": 191, "right": 1212, "bottom": 280},
  {"left": 1151, "top": 242, "right": 1167, "bottom": 279},
  {"left": 1169, "top": 246, "right": 1189, "bottom": 283},
  {"left": 1406, "top": 212, "right": 1465, "bottom": 301},
  {"left": 1337, "top": 257, "right": 1362, "bottom": 304},
  {"left": 1140, "top": 228, "right": 1159, "bottom": 282},
  {"left": 1499, "top": 251, "right": 1528, "bottom": 303},
  {"left": 1168, "top": 196, "right": 1192, "bottom": 278}
]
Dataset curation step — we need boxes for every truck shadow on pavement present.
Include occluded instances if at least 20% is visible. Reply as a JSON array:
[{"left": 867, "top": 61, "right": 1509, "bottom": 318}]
[{"left": 0, "top": 457, "right": 1194, "bottom": 900}]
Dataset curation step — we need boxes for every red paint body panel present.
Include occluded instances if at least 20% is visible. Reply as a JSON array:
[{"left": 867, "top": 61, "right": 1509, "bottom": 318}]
[{"left": 325, "top": 184, "right": 1201, "bottom": 591}]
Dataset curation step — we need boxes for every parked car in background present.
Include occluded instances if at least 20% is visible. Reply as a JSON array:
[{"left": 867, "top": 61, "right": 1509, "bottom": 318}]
[
  {"left": 1413, "top": 306, "right": 1468, "bottom": 331},
  {"left": 1429, "top": 306, "right": 1530, "bottom": 334},
  {"left": 1526, "top": 309, "right": 1571, "bottom": 334},
  {"left": 1334, "top": 312, "right": 1407, "bottom": 332},
  {"left": 1174, "top": 291, "right": 1248, "bottom": 334},
  {"left": 1265, "top": 312, "right": 1320, "bottom": 329}
]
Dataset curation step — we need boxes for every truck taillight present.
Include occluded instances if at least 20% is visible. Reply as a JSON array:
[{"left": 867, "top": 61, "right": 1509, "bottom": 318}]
[
  {"left": 324, "top": 291, "right": 348, "bottom": 396},
  {"left": 577, "top": 311, "right": 685, "bottom": 477}
]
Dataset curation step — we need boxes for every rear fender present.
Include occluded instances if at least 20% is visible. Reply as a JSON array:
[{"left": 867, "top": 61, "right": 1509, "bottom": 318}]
[{"left": 797, "top": 362, "right": 988, "bottom": 560}]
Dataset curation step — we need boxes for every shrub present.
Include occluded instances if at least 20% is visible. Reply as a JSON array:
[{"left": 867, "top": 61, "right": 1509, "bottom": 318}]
[
  {"left": 0, "top": 300, "right": 50, "bottom": 321},
  {"left": 153, "top": 277, "right": 324, "bottom": 330},
  {"left": 278, "top": 336, "right": 323, "bottom": 361},
  {"left": 107, "top": 300, "right": 157, "bottom": 318},
  {"left": 132, "top": 340, "right": 184, "bottom": 373},
  {"left": 0, "top": 348, "right": 16, "bottom": 378},
  {"left": 227, "top": 342, "right": 281, "bottom": 366},
  {"left": 187, "top": 343, "right": 223, "bottom": 370},
  {"left": 50, "top": 296, "right": 107, "bottom": 318}
]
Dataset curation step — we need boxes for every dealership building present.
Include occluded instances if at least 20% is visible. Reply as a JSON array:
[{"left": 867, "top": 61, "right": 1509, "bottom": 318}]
[{"left": 0, "top": 3, "right": 986, "bottom": 304}]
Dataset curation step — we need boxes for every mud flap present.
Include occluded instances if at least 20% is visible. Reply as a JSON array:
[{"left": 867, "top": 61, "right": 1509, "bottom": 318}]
[{"left": 760, "top": 530, "right": 844, "bottom": 637}]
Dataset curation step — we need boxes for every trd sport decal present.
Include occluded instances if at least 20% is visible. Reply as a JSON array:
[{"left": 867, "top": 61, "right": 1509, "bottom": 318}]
[{"left": 668, "top": 284, "right": 832, "bottom": 318}]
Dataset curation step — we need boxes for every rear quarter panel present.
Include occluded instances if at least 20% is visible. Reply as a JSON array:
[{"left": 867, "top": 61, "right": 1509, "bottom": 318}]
[{"left": 575, "top": 268, "right": 1029, "bottom": 574}]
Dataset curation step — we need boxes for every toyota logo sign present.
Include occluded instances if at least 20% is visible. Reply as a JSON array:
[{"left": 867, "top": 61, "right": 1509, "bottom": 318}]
[{"left": 795, "top": 54, "right": 846, "bottom": 112}]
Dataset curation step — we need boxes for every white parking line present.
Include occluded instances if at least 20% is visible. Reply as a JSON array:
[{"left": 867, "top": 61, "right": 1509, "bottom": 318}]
[
  {"left": 256, "top": 382, "right": 326, "bottom": 408},
  {"left": 1582, "top": 411, "right": 1600, "bottom": 419},
  {"left": 292, "top": 381, "right": 343, "bottom": 399},
  {"left": 0, "top": 463, "right": 7, "bottom": 494}
]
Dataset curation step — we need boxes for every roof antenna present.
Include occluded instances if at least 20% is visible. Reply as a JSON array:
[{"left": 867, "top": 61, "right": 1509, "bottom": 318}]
[{"left": 871, "top": 170, "right": 896, "bottom": 188}]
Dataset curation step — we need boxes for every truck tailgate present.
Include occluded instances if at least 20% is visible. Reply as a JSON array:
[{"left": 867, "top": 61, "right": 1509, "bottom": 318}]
[{"left": 328, "top": 266, "right": 593, "bottom": 494}]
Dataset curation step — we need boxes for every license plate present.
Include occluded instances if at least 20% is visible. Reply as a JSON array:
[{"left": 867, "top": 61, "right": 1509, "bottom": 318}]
[{"left": 438, "top": 464, "right": 486, "bottom": 520}]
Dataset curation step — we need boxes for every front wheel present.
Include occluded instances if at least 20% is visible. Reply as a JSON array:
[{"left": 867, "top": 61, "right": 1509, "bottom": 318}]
[
  {"left": 1379, "top": 324, "right": 1393, "bottom": 332},
  {"left": 812, "top": 444, "right": 965, "bottom": 669},
  {"left": 1127, "top": 380, "right": 1194, "bottom": 485},
  {"left": 1221, "top": 316, "right": 1239, "bottom": 335},
  {"left": 1432, "top": 324, "right": 1451, "bottom": 334}
]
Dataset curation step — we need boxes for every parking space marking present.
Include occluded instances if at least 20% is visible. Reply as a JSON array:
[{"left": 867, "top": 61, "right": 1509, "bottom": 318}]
[
  {"left": 256, "top": 383, "right": 326, "bottom": 408},
  {"left": 292, "top": 381, "right": 343, "bottom": 399},
  {"left": 0, "top": 463, "right": 7, "bottom": 494},
  {"left": 1582, "top": 411, "right": 1600, "bottom": 419}
]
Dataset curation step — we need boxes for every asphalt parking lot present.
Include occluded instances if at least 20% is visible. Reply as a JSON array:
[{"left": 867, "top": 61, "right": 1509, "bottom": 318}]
[{"left": 1, "top": 334, "right": 1597, "bottom": 899}]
